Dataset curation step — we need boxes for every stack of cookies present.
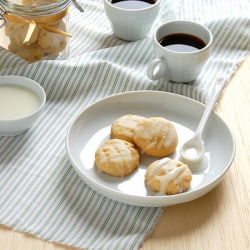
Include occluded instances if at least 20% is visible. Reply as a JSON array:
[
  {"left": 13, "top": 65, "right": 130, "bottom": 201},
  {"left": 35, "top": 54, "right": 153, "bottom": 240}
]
[{"left": 94, "top": 114, "right": 192, "bottom": 195}]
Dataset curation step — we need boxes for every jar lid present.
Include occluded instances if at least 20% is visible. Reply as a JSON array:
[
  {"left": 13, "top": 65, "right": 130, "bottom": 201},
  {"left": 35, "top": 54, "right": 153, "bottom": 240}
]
[
  {"left": 4, "top": 0, "right": 66, "bottom": 7},
  {"left": 0, "top": 0, "right": 72, "bottom": 17},
  {"left": 0, "top": 0, "right": 72, "bottom": 41}
]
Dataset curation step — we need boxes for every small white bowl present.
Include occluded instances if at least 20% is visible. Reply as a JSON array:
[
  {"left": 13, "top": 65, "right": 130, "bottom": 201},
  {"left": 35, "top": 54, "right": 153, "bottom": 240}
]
[{"left": 0, "top": 76, "right": 46, "bottom": 136}]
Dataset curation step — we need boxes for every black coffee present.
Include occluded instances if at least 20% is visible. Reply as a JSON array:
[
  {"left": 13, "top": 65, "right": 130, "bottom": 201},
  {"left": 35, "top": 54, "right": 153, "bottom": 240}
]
[
  {"left": 111, "top": 0, "right": 156, "bottom": 10},
  {"left": 159, "top": 33, "right": 206, "bottom": 52}
]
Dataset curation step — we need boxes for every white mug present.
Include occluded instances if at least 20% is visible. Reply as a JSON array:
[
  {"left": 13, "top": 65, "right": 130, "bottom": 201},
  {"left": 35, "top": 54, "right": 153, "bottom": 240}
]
[
  {"left": 103, "top": 0, "right": 161, "bottom": 41},
  {"left": 147, "top": 20, "right": 213, "bottom": 83}
]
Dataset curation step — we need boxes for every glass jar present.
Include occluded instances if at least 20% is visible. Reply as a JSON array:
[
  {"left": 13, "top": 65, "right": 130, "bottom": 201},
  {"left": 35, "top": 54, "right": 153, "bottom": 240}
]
[{"left": 0, "top": 0, "right": 72, "bottom": 62}]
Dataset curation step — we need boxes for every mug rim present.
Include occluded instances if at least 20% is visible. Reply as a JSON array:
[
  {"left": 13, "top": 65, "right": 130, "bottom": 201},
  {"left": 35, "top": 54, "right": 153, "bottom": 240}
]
[
  {"left": 153, "top": 20, "right": 213, "bottom": 54},
  {"left": 104, "top": 0, "right": 161, "bottom": 12}
]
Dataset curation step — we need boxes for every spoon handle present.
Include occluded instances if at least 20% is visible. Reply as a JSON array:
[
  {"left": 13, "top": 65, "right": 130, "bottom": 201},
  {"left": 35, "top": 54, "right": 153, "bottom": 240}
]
[{"left": 196, "top": 78, "right": 227, "bottom": 135}]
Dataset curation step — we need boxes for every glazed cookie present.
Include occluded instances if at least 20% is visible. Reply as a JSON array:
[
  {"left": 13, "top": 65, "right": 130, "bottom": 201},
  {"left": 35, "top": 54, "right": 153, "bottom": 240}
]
[
  {"left": 37, "top": 20, "right": 67, "bottom": 55},
  {"left": 5, "top": 21, "right": 40, "bottom": 47},
  {"left": 133, "top": 117, "right": 178, "bottom": 157},
  {"left": 145, "top": 157, "right": 192, "bottom": 195},
  {"left": 8, "top": 42, "right": 44, "bottom": 62},
  {"left": 95, "top": 139, "right": 139, "bottom": 177},
  {"left": 110, "top": 114, "right": 146, "bottom": 145}
]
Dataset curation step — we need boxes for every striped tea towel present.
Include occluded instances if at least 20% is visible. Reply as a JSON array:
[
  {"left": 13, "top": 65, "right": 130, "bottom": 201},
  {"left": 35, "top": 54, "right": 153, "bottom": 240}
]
[{"left": 0, "top": 0, "right": 249, "bottom": 249}]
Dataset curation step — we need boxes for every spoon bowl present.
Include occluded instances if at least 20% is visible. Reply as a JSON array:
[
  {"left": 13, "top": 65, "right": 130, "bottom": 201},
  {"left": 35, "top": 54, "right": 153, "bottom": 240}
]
[{"left": 180, "top": 132, "right": 204, "bottom": 162}]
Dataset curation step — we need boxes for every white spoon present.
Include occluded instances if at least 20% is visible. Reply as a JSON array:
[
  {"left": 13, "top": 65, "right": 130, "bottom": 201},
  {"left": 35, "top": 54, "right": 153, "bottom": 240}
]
[{"left": 180, "top": 78, "right": 226, "bottom": 163}]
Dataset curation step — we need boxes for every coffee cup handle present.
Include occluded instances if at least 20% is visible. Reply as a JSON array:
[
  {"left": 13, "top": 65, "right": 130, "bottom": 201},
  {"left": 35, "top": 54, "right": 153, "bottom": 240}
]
[{"left": 147, "top": 58, "right": 169, "bottom": 81}]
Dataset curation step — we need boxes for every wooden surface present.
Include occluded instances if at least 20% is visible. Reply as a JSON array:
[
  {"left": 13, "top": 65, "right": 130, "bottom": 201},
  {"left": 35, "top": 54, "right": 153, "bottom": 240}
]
[{"left": 0, "top": 54, "right": 250, "bottom": 250}]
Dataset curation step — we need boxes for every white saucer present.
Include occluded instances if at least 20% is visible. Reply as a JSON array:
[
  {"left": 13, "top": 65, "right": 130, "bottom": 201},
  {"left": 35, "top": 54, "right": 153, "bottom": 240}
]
[{"left": 66, "top": 91, "right": 235, "bottom": 207}]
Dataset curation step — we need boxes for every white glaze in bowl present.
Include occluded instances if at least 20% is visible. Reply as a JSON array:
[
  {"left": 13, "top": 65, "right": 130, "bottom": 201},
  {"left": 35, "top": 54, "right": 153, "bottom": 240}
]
[{"left": 0, "top": 76, "right": 46, "bottom": 136}]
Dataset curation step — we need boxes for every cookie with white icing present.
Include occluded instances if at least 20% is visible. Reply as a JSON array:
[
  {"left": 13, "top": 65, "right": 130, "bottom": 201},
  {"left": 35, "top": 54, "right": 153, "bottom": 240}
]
[
  {"left": 95, "top": 139, "right": 139, "bottom": 177},
  {"left": 133, "top": 117, "right": 178, "bottom": 157},
  {"left": 145, "top": 158, "right": 192, "bottom": 195},
  {"left": 110, "top": 114, "right": 146, "bottom": 145}
]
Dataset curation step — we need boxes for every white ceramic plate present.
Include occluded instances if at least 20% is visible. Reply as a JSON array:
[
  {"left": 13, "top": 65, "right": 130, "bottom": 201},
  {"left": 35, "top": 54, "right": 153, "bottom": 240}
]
[{"left": 66, "top": 91, "right": 235, "bottom": 207}]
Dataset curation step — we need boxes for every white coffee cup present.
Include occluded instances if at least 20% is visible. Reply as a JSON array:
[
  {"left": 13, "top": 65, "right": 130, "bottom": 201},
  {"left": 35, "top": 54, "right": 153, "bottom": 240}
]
[
  {"left": 103, "top": 0, "right": 161, "bottom": 41},
  {"left": 147, "top": 20, "right": 213, "bottom": 83}
]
